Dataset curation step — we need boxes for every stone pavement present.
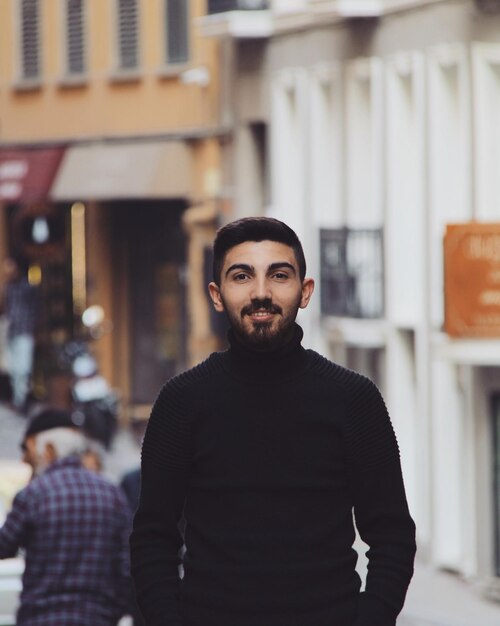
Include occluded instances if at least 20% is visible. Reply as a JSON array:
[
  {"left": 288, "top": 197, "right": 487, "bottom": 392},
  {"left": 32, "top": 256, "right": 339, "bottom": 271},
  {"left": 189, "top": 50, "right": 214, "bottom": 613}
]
[{"left": 1, "top": 404, "right": 500, "bottom": 625}]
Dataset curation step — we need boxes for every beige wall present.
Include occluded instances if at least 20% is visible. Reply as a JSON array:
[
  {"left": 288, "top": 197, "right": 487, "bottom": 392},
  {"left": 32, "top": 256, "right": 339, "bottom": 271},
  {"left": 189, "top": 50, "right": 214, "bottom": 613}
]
[{"left": 0, "top": 0, "right": 220, "bottom": 143}]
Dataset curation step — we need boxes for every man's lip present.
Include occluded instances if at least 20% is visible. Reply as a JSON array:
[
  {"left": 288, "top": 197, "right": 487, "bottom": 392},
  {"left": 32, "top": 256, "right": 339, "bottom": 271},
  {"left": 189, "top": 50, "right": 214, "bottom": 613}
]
[{"left": 247, "top": 310, "right": 276, "bottom": 320}]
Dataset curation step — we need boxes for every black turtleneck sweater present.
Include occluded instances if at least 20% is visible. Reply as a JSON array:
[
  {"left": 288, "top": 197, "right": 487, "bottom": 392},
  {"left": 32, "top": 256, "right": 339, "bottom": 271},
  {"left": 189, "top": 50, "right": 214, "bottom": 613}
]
[{"left": 130, "top": 325, "right": 416, "bottom": 626}]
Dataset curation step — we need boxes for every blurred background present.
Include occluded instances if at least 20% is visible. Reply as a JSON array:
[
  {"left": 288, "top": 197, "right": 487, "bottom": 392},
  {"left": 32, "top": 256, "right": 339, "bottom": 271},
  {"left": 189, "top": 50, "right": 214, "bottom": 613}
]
[{"left": 1, "top": 0, "right": 500, "bottom": 624}]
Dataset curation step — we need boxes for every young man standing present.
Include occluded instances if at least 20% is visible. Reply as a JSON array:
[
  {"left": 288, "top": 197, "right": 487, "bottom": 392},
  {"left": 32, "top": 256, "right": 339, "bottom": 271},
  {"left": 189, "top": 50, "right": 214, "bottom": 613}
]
[{"left": 130, "top": 217, "right": 416, "bottom": 626}]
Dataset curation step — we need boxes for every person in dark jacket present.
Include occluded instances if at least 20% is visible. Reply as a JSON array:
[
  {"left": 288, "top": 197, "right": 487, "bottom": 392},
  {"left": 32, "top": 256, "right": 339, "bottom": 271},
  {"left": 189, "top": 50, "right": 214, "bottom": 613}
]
[{"left": 130, "top": 217, "right": 416, "bottom": 626}]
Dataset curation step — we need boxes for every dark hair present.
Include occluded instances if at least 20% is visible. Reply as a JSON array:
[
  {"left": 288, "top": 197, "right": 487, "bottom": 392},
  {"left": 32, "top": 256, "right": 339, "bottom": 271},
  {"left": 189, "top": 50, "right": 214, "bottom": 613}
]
[{"left": 212, "top": 217, "right": 306, "bottom": 285}]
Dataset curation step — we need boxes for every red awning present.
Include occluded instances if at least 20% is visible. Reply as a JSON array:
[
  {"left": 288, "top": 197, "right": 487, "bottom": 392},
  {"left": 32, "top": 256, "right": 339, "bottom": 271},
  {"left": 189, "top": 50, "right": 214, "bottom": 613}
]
[{"left": 0, "top": 147, "right": 65, "bottom": 203}]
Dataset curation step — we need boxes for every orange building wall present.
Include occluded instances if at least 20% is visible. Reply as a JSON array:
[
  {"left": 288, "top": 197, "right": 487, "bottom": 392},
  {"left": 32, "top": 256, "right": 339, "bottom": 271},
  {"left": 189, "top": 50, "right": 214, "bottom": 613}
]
[{"left": 0, "top": 0, "right": 220, "bottom": 144}]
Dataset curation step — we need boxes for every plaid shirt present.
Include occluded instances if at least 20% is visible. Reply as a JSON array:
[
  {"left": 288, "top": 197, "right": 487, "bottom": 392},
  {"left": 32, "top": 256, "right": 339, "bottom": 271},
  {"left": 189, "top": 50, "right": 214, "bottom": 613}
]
[
  {"left": 0, "top": 456, "right": 131, "bottom": 626},
  {"left": 5, "top": 277, "right": 39, "bottom": 338}
]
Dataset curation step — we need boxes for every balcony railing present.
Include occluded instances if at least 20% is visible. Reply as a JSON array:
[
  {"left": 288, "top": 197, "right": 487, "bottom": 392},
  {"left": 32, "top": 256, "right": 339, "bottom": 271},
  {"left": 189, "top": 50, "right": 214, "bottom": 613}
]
[
  {"left": 207, "top": 0, "right": 269, "bottom": 14},
  {"left": 320, "top": 228, "right": 384, "bottom": 319}
]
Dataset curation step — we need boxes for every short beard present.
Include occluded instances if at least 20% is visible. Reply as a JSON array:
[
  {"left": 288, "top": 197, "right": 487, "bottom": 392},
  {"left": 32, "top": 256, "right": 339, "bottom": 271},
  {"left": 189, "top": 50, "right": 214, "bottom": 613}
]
[{"left": 225, "top": 296, "right": 300, "bottom": 351}]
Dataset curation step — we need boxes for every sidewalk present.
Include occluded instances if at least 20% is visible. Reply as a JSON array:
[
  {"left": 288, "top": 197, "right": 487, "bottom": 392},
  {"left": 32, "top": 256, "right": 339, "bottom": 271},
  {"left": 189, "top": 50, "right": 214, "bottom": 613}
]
[{"left": 398, "top": 561, "right": 500, "bottom": 626}]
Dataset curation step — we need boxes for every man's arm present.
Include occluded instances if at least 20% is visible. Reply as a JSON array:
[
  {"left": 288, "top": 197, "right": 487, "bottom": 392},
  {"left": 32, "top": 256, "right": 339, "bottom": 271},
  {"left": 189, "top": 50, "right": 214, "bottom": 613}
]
[
  {"left": 345, "top": 377, "right": 416, "bottom": 626},
  {"left": 130, "top": 378, "right": 192, "bottom": 626},
  {"left": 0, "top": 488, "right": 31, "bottom": 559}
]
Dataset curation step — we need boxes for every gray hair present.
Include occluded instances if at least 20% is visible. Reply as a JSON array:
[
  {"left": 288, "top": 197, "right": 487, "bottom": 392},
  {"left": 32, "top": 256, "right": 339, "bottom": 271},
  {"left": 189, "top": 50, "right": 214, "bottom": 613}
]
[{"left": 35, "top": 427, "right": 87, "bottom": 461}]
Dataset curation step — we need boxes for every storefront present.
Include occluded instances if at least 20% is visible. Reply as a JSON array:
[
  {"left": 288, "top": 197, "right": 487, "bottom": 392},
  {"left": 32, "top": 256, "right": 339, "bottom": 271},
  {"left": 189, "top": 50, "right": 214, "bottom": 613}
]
[
  {"left": 50, "top": 138, "right": 197, "bottom": 417},
  {"left": 0, "top": 146, "right": 75, "bottom": 405}
]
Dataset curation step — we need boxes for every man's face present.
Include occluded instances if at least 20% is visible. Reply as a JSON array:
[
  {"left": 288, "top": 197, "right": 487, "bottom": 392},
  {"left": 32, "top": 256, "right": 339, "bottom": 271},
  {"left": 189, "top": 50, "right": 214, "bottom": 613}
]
[{"left": 209, "top": 240, "right": 314, "bottom": 350}]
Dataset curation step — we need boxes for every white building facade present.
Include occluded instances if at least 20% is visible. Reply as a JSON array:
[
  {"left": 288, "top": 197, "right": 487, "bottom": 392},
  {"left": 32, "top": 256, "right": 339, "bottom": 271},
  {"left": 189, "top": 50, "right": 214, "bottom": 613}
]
[{"left": 201, "top": 0, "right": 500, "bottom": 596}]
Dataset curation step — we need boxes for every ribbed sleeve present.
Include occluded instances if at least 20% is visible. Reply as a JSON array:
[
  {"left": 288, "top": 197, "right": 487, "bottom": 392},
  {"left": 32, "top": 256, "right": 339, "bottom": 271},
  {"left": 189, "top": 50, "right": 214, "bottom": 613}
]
[
  {"left": 309, "top": 355, "right": 416, "bottom": 625},
  {"left": 334, "top": 365, "right": 416, "bottom": 625},
  {"left": 130, "top": 364, "right": 210, "bottom": 626}
]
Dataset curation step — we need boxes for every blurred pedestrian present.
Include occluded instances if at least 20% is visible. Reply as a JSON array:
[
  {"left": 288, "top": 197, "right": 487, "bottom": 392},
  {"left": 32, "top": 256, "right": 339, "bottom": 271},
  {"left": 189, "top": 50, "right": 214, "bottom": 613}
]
[
  {"left": 131, "top": 217, "right": 416, "bottom": 626},
  {"left": 0, "top": 407, "right": 131, "bottom": 625},
  {"left": 1, "top": 256, "right": 39, "bottom": 412}
]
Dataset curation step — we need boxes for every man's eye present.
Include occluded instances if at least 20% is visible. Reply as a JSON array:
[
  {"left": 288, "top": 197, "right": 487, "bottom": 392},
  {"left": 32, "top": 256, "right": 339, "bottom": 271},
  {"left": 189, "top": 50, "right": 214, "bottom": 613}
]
[
  {"left": 272, "top": 272, "right": 288, "bottom": 280},
  {"left": 233, "top": 273, "right": 249, "bottom": 281}
]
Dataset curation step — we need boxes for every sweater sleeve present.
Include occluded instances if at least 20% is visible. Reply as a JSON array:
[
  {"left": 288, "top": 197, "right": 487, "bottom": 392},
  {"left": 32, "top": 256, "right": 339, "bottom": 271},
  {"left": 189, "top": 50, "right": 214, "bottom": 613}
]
[
  {"left": 344, "top": 376, "right": 416, "bottom": 626},
  {"left": 130, "top": 376, "right": 193, "bottom": 626}
]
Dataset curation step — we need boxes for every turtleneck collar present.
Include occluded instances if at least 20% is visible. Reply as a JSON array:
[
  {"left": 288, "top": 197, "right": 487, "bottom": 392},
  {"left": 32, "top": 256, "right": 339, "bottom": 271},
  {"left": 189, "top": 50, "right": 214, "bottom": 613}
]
[{"left": 221, "top": 323, "right": 309, "bottom": 383}]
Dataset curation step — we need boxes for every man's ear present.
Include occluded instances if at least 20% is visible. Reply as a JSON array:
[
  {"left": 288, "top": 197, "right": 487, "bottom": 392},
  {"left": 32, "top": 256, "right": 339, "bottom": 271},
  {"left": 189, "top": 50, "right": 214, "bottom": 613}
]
[
  {"left": 44, "top": 442, "right": 57, "bottom": 464},
  {"left": 208, "top": 282, "right": 225, "bottom": 312},
  {"left": 299, "top": 278, "right": 315, "bottom": 309}
]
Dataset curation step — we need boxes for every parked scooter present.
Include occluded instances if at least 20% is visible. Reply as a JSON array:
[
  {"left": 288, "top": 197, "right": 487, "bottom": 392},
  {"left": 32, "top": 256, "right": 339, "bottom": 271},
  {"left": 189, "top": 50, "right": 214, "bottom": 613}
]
[{"left": 58, "top": 306, "right": 118, "bottom": 449}]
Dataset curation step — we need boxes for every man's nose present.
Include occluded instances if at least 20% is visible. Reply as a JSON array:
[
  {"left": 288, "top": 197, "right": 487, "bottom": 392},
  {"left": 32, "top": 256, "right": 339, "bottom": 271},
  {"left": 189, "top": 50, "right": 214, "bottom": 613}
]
[{"left": 250, "top": 276, "right": 271, "bottom": 300}]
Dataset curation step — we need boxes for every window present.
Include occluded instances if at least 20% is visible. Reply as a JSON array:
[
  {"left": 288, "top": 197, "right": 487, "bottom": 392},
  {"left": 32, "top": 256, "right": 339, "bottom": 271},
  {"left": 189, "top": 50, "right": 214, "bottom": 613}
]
[
  {"left": 165, "top": 0, "right": 189, "bottom": 65},
  {"left": 65, "top": 0, "right": 86, "bottom": 76},
  {"left": 320, "top": 228, "right": 384, "bottom": 319},
  {"left": 19, "top": 0, "right": 41, "bottom": 81},
  {"left": 117, "top": 0, "right": 139, "bottom": 71}
]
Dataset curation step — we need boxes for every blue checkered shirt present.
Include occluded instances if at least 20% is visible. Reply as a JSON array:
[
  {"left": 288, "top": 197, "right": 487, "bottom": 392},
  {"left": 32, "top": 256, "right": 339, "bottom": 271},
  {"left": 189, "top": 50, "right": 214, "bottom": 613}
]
[{"left": 0, "top": 456, "right": 131, "bottom": 626}]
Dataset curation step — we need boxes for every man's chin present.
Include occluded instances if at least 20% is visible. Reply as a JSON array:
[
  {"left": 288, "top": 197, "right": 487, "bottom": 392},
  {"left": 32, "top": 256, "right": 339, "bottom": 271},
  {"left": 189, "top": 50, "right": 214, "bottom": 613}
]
[{"left": 242, "top": 323, "right": 285, "bottom": 350}]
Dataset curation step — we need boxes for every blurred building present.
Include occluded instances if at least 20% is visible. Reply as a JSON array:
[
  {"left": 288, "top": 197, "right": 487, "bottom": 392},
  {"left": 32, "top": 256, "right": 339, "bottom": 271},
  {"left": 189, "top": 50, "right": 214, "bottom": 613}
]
[
  {"left": 200, "top": 0, "right": 500, "bottom": 601},
  {"left": 0, "top": 0, "right": 226, "bottom": 417}
]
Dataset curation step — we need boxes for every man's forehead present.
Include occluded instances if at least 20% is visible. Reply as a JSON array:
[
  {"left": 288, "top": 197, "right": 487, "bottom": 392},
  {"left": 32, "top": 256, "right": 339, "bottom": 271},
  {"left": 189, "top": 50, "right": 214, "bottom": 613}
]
[{"left": 222, "top": 240, "right": 297, "bottom": 267}]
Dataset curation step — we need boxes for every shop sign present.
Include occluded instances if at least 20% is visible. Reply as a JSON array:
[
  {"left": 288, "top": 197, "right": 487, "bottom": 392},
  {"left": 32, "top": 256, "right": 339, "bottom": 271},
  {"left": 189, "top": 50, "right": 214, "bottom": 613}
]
[
  {"left": 0, "top": 147, "right": 65, "bottom": 203},
  {"left": 444, "top": 222, "right": 500, "bottom": 337},
  {"left": 0, "top": 159, "right": 29, "bottom": 200}
]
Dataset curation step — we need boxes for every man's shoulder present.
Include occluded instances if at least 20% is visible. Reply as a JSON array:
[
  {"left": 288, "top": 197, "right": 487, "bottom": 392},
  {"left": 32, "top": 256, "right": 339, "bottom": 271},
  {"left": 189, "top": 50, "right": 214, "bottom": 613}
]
[
  {"left": 41, "top": 464, "right": 127, "bottom": 506},
  {"left": 160, "top": 352, "right": 221, "bottom": 395},
  {"left": 306, "top": 349, "right": 379, "bottom": 394}
]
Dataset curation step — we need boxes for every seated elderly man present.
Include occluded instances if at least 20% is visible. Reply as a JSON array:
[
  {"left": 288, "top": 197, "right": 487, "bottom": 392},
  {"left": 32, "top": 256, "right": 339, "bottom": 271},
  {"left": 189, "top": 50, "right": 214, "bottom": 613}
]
[{"left": 0, "top": 408, "right": 131, "bottom": 626}]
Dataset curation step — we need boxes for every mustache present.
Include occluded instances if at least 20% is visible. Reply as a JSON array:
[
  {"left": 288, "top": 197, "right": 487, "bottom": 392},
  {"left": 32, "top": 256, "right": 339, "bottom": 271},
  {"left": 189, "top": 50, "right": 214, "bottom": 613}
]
[{"left": 241, "top": 298, "right": 282, "bottom": 317}]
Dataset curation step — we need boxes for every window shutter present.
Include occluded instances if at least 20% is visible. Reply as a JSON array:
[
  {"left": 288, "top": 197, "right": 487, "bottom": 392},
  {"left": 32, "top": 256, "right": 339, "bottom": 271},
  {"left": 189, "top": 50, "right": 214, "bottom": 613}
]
[
  {"left": 118, "top": 0, "right": 139, "bottom": 70},
  {"left": 166, "top": 0, "right": 189, "bottom": 65},
  {"left": 66, "top": 0, "right": 85, "bottom": 75},
  {"left": 20, "top": 0, "right": 40, "bottom": 80}
]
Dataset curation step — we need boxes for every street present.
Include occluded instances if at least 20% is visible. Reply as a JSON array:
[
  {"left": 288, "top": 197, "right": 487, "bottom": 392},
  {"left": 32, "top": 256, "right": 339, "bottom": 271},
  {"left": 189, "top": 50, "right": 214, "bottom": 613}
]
[{"left": 1, "top": 405, "right": 500, "bottom": 625}]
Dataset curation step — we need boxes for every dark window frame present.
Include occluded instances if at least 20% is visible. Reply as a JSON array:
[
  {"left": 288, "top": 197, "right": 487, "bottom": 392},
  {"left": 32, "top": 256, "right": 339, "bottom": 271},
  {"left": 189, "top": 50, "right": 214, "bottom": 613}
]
[
  {"left": 116, "top": 0, "right": 140, "bottom": 71},
  {"left": 320, "top": 227, "right": 385, "bottom": 319},
  {"left": 164, "top": 0, "right": 190, "bottom": 66},
  {"left": 65, "top": 0, "right": 86, "bottom": 77},
  {"left": 19, "top": 0, "right": 41, "bottom": 81}
]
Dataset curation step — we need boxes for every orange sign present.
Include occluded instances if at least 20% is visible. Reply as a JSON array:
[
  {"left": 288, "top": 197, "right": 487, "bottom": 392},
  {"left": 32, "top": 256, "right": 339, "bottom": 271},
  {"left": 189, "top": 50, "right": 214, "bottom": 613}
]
[{"left": 445, "top": 223, "right": 500, "bottom": 337}]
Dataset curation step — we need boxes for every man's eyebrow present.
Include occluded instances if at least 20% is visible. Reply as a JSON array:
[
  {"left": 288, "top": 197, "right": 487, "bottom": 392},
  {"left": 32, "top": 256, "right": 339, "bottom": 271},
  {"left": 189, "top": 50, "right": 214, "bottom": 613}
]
[
  {"left": 225, "top": 263, "right": 254, "bottom": 277},
  {"left": 268, "top": 262, "right": 297, "bottom": 275}
]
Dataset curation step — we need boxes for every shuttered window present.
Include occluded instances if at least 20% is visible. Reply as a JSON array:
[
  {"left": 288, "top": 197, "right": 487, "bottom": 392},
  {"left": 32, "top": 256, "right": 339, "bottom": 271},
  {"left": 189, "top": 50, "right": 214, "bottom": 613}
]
[
  {"left": 20, "top": 0, "right": 41, "bottom": 80},
  {"left": 66, "top": 0, "right": 85, "bottom": 75},
  {"left": 117, "top": 0, "right": 139, "bottom": 70},
  {"left": 165, "top": 0, "right": 189, "bottom": 65}
]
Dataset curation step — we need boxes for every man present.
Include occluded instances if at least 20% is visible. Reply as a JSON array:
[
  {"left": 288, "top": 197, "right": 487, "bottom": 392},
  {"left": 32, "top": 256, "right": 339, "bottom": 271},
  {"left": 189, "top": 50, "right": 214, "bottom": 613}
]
[
  {"left": 130, "top": 217, "right": 416, "bottom": 626},
  {"left": 0, "top": 408, "right": 131, "bottom": 625},
  {"left": 2, "top": 256, "right": 39, "bottom": 411}
]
